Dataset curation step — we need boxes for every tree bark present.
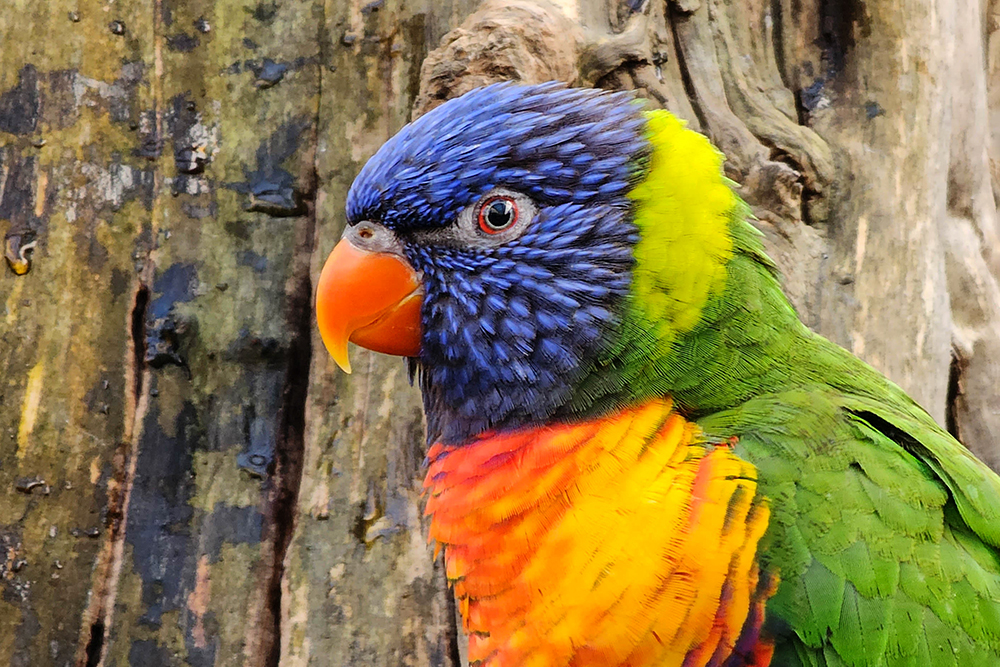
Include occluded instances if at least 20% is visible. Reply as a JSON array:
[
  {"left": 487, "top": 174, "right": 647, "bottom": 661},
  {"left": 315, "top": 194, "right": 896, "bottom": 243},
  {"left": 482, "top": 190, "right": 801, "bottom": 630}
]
[{"left": 0, "top": 0, "right": 997, "bottom": 665}]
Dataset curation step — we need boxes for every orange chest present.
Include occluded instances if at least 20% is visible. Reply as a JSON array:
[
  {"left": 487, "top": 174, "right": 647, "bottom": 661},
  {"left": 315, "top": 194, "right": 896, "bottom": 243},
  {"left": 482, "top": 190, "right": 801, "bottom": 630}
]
[{"left": 423, "top": 399, "right": 776, "bottom": 667}]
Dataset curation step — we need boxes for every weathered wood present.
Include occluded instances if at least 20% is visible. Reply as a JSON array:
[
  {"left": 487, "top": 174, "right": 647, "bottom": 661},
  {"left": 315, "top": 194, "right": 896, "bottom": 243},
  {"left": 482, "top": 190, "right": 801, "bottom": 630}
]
[
  {"left": 0, "top": 3, "right": 155, "bottom": 665},
  {"left": 2, "top": 0, "right": 1000, "bottom": 665},
  {"left": 95, "top": 1, "right": 323, "bottom": 664},
  {"left": 278, "top": 2, "right": 476, "bottom": 664},
  {"left": 941, "top": 0, "right": 1000, "bottom": 469},
  {"left": 1, "top": 0, "right": 322, "bottom": 664}
]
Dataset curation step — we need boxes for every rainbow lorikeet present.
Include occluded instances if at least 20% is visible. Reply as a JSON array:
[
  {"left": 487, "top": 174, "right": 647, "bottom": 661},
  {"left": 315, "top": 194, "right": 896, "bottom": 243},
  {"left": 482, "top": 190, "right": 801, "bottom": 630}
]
[{"left": 315, "top": 83, "right": 1000, "bottom": 667}]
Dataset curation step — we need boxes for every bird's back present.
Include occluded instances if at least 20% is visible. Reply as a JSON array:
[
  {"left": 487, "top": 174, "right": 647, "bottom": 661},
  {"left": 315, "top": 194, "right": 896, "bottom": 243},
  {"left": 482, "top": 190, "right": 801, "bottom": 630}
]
[{"left": 697, "top": 331, "right": 1000, "bottom": 666}]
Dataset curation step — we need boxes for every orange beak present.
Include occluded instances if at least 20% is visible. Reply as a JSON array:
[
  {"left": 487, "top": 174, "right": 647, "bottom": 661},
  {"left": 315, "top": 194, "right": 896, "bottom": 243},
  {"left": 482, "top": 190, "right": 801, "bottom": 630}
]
[{"left": 315, "top": 237, "right": 423, "bottom": 373}]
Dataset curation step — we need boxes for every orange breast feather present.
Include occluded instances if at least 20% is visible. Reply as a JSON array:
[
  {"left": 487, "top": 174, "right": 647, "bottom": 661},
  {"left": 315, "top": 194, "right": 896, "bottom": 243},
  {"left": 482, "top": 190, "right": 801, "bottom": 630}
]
[{"left": 424, "top": 399, "right": 776, "bottom": 667}]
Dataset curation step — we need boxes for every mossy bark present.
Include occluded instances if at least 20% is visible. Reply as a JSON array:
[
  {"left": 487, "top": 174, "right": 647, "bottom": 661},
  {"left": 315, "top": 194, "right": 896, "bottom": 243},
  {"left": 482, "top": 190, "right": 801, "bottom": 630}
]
[{"left": 1, "top": 1, "right": 998, "bottom": 665}]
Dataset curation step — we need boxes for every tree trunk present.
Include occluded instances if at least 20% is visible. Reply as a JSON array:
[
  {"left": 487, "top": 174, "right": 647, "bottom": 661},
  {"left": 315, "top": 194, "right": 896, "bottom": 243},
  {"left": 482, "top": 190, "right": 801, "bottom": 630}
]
[{"left": 0, "top": 0, "right": 997, "bottom": 665}]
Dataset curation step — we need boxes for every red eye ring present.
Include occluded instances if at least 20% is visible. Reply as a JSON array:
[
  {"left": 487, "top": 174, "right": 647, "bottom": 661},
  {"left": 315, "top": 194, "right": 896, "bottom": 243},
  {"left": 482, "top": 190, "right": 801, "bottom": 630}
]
[{"left": 478, "top": 196, "right": 519, "bottom": 234}]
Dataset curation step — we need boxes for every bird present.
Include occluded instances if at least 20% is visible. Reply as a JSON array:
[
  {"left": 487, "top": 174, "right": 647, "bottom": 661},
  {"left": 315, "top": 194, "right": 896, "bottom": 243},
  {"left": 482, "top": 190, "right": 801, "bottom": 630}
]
[{"left": 314, "top": 82, "right": 1000, "bottom": 667}]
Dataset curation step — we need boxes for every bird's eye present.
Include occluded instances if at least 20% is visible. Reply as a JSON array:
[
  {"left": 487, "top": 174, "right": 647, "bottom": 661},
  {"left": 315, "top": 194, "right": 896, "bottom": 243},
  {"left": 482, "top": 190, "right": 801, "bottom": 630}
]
[{"left": 478, "top": 196, "right": 518, "bottom": 234}]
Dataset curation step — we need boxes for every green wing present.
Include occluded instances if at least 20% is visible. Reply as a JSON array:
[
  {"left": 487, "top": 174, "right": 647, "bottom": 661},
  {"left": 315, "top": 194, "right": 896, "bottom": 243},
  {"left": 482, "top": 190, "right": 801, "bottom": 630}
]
[{"left": 698, "top": 369, "right": 1000, "bottom": 667}]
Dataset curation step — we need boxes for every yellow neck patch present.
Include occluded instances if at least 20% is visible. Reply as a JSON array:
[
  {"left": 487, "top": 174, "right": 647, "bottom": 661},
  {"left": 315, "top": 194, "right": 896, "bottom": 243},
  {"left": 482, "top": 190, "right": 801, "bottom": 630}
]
[{"left": 627, "top": 111, "right": 736, "bottom": 339}]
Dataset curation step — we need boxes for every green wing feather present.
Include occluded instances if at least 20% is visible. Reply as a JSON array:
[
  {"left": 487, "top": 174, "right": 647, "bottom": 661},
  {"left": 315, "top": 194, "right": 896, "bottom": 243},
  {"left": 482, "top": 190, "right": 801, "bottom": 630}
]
[
  {"left": 690, "top": 222, "right": 1000, "bottom": 666},
  {"left": 699, "top": 377, "right": 1000, "bottom": 666}
]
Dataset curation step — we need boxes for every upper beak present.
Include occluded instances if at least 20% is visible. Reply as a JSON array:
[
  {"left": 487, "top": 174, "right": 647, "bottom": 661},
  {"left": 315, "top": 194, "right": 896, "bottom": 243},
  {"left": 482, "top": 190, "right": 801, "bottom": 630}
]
[{"left": 315, "top": 231, "right": 423, "bottom": 373}]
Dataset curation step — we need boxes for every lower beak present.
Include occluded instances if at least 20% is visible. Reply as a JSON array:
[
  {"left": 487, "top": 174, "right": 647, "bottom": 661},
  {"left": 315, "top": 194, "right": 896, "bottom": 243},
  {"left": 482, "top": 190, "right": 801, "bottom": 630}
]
[{"left": 315, "top": 238, "right": 423, "bottom": 373}]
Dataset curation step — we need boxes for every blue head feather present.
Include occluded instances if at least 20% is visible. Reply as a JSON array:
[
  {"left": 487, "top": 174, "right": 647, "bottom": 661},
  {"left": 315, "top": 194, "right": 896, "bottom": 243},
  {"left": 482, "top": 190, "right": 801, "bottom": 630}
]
[{"left": 345, "top": 83, "right": 650, "bottom": 444}]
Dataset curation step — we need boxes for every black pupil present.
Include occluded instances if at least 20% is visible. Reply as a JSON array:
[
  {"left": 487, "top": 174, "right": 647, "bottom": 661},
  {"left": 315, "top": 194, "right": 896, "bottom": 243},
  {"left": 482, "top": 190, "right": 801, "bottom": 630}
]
[{"left": 486, "top": 200, "right": 514, "bottom": 229}]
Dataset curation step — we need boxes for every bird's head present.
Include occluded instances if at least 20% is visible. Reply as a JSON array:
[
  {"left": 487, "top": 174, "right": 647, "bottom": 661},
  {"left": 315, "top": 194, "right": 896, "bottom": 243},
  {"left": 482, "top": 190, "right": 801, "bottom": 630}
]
[{"left": 317, "top": 83, "right": 742, "bottom": 444}]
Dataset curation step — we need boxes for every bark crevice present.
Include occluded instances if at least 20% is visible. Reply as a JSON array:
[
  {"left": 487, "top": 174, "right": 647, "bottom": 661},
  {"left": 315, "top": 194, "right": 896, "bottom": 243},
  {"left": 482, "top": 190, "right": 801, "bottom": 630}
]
[
  {"left": 945, "top": 347, "right": 967, "bottom": 442},
  {"left": 75, "top": 279, "right": 152, "bottom": 667},
  {"left": 257, "top": 203, "right": 315, "bottom": 667}
]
